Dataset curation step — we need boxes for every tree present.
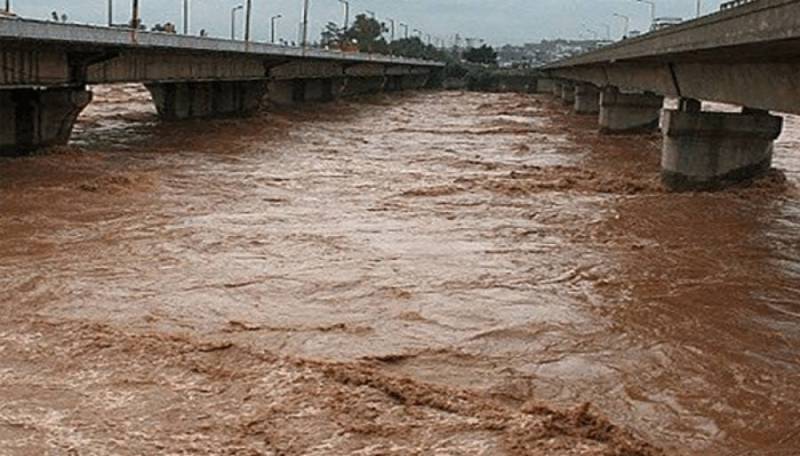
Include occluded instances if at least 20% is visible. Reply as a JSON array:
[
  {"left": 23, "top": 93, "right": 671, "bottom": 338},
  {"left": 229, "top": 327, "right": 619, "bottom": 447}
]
[
  {"left": 463, "top": 45, "right": 498, "bottom": 66},
  {"left": 320, "top": 21, "right": 342, "bottom": 48}
]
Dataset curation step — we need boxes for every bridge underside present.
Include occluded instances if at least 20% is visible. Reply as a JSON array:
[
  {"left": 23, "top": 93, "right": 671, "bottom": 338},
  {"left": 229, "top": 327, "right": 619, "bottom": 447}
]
[
  {"left": 0, "top": 45, "right": 437, "bottom": 155},
  {"left": 544, "top": 40, "right": 800, "bottom": 191}
]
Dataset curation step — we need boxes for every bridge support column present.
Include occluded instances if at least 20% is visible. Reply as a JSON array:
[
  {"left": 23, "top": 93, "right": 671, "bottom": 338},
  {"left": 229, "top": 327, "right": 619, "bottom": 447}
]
[
  {"left": 560, "top": 82, "right": 575, "bottom": 105},
  {"left": 574, "top": 84, "right": 600, "bottom": 114},
  {"left": 661, "top": 103, "right": 783, "bottom": 191},
  {"left": 400, "top": 74, "right": 430, "bottom": 90},
  {"left": 536, "top": 78, "right": 556, "bottom": 94},
  {"left": 341, "top": 76, "right": 386, "bottom": 97},
  {"left": 0, "top": 86, "right": 92, "bottom": 155},
  {"left": 599, "top": 87, "right": 664, "bottom": 133},
  {"left": 268, "top": 78, "right": 344, "bottom": 105},
  {"left": 146, "top": 81, "right": 265, "bottom": 120},
  {"left": 552, "top": 81, "right": 562, "bottom": 97}
]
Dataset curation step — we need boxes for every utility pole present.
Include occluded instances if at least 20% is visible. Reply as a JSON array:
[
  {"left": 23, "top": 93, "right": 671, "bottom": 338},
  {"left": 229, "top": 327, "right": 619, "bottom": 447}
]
[
  {"left": 5, "top": 0, "right": 10, "bottom": 14},
  {"left": 108, "top": 0, "right": 113, "bottom": 26},
  {"left": 338, "top": 0, "right": 349, "bottom": 30},
  {"left": 231, "top": 4, "right": 243, "bottom": 39},
  {"left": 271, "top": 14, "right": 282, "bottom": 43},
  {"left": 244, "top": 0, "right": 252, "bottom": 41},
  {"left": 183, "top": 0, "right": 189, "bottom": 34},
  {"left": 301, "top": 0, "right": 309, "bottom": 48}
]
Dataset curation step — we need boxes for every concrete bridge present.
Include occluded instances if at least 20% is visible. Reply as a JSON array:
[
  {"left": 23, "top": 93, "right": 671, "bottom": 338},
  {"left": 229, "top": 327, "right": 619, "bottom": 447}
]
[
  {"left": 542, "top": 0, "right": 800, "bottom": 191},
  {"left": 0, "top": 17, "right": 443, "bottom": 155}
]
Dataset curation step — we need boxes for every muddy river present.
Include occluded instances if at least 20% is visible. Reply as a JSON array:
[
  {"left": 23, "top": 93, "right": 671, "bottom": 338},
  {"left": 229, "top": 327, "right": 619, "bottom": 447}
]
[{"left": 0, "top": 86, "right": 798, "bottom": 455}]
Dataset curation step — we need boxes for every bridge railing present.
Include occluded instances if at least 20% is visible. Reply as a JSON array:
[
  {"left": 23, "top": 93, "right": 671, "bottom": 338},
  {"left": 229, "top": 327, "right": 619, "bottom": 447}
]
[{"left": 720, "top": 0, "right": 758, "bottom": 11}]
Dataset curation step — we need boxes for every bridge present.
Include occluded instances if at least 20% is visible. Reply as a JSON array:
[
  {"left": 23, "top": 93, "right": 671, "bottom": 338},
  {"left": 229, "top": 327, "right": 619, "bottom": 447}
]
[
  {"left": 0, "top": 17, "right": 443, "bottom": 155},
  {"left": 542, "top": 0, "right": 800, "bottom": 191}
]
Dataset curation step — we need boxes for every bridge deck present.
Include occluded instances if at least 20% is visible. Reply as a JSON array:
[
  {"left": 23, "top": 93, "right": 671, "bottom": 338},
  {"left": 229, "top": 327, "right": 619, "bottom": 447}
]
[
  {"left": 0, "top": 17, "right": 442, "bottom": 68},
  {"left": 545, "top": 0, "right": 800, "bottom": 68}
]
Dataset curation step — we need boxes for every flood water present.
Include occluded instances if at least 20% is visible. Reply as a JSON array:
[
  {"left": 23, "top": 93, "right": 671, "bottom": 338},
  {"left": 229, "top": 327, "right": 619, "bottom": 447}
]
[{"left": 1, "top": 85, "right": 799, "bottom": 455}]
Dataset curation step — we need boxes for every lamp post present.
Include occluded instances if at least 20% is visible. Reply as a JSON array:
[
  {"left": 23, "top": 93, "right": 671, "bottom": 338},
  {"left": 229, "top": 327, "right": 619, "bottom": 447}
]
[
  {"left": 4, "top": 0, "right": 10, "bottom": 14},
  {"left": 636, "top": 0, "right": 656, "bottom": 28},
  {"left": 231, "top": 4, "right": 243, "bottom": 40},
  {"left": 244, "top": 0, "right": 252, "bottom": 41},
  {"left": 271, "top": 14, "right": 282, "bottom": 43},
  {"left": 387, "top": 17, "right": 395, "bottom": 42},
  {"left": 301, "top": 0, "right": 309, "bottom": 48},
  {"left": 613, "top": 12, "right": 630, "bottom": 38},
  {"left": 183, "top": 0, "right": 189, "bottom": 34},
  {"left": 107, "top": 0, "right": 113, "bottom": 26},
  {"left": 338, "top": 0, "right": 349, "bottom": 30},
  {"left": 400, "top": 22, "right": 408, "bottom": 39},
  {"left": 601, "top": 23, "right": 611, "bottom": 40},
  {"left": 696, "top": 0, "right": 702, "bottom": 17},
  {"left": 131, "top": 0, "right": 140, "bottom": 29}
]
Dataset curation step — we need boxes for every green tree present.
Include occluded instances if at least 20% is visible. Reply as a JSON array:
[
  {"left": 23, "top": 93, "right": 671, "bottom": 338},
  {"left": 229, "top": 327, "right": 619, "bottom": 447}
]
[
  {"left": 463, "top": 45, "right": 498, "bottom": 66},
  {"left": 341, "top": 14, "right": 389, "bottom": 53},
  {"left": 320, "top": 21, "right": 343, "bottom": 47}
]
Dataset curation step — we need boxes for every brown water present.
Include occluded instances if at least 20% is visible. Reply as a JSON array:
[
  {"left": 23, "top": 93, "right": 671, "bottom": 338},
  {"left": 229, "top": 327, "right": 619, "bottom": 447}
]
[{"left": 1, "top": 85, "right": 799, "bottom": 455}]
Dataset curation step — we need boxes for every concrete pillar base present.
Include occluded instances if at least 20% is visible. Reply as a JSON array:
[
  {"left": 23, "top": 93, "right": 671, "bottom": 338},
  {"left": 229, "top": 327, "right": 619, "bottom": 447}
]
[
  {"left": 0, "top": 86, "right": 92, "bottom": 156},
  {"left": 268, "top": 78, "right": 344, "bottom": 105},
  {"left": 400, "top": 74, "right": 430, "bottom": 91},
  {"left": 599, "top": 87, "right": 664, "bottom": 134},
  {"left": 574, "top": 84, "right": 600, "bottom": 114},
  {"left": 342, "top": 76, "right": 386, "bottom": 97},
  {"left": 146, "top": 81, "right": 265, "bottom": 120},
  {"left": 536, "top": 78, "right": 556, "bottom": 94},
  {"left": 561, "top": 83, "right": 575, "bottom": 105},
  {"left": 552, "top": 82, "right": 562, "bottom": 97},
  {"left": 661, "top": 108, "right": 783, "bottom": 191}
]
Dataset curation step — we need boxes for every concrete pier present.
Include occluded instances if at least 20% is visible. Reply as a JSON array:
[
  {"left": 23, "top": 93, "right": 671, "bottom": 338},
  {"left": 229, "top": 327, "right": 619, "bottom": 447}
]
[
  {"left": 146, "top": 81, "right": 266, "bottom": 120},
  {"left": 574, "top": 84, "right": 600, "bottom": 114},
  {"left": 561, "top": 83, "right": 575, "bottom": 105},
  {"left": 552, "top": 81, "right": 562, "bottom": 97},
  {"left": 599, "top": 87, "right": 664, "bottom": 133},
  {"left": 536, "top": 78, "right": 556, "bottom": 94},
  {"left": 341, "top": 76, "right": 386, "bottom": 96},
  {"left": 661, "top": 105, "right": 783, "bottom": 191},
  {"left": 0, "top": 87, "right": 92, "bottom": 155}
]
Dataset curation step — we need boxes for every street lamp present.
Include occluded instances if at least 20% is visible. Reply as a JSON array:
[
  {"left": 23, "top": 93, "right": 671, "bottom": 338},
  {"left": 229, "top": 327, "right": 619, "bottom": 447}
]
[
  {"left": 231, "top": 4, "right": 243, "bottom": 40},
  {"left": 271, "top": 14, "right": 282, "bottom": 43},
  {"left": 108, "top": 0, "right": 113, "bottom": 26},
  {"left": 4, "top": 0, "right": 10, "bottom": 14},
  {"left": 636, "top": 0, "right": 656, "bottom": 28},
  {"left": 183, "top": 0, "right": 189, "bottom": 34},
  {"left": 400, "top": 22, "right": 408, "bottom": 39},
  {"left": 387, "top": 17, "right": 395, "bottom": 42},
  {"left": 244, "top": 0, "right": 252, "bottom": 41},
  {"left": 131, "top": 0, "right": 140, "bottom": 29},
  {"left": 613, "top": 12, "right": 630, "bottom": 38},
  {"left": 301, "top": 0, "right": 309, "bottom": 48},
  {"left": 601, "top": 23, "right": 611, "bottom": 40},
  {"left": 338, "top": 0, "right": 349, "bottom": 30}
]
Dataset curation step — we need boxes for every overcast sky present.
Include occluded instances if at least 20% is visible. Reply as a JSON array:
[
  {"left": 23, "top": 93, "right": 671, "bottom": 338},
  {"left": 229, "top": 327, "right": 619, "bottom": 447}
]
[{"left": 18, "top": 0, "right": 727, "bottom": 45}]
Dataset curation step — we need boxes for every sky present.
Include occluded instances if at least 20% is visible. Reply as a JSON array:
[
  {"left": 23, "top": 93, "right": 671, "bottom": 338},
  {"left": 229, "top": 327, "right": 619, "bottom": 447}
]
[{"left": 17, "top": 0, "right": 728, "bottom": 45}]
